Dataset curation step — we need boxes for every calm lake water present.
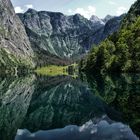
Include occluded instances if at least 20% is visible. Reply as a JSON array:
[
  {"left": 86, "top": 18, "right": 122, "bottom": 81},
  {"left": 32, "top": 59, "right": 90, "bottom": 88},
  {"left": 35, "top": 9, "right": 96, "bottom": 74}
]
[{"left": 0, "top": 73, "right": 140, "bottom": 140}]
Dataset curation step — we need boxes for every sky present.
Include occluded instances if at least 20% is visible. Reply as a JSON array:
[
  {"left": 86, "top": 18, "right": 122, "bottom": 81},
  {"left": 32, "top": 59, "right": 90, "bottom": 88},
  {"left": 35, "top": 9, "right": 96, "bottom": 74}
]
[{"left": 11, "top": 0, "right": 136, "bottom": 19}]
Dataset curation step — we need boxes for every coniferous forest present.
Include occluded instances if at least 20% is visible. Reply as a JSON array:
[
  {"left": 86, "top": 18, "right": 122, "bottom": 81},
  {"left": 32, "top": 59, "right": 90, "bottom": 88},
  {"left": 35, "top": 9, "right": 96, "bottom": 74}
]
[{"left": 80, "top": 0, "right": 140, "bottom": 73}]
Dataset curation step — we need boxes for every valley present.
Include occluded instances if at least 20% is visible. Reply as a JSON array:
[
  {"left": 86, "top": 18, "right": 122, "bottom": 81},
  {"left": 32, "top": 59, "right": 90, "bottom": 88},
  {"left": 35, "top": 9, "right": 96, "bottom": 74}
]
[{"left": 0, "top": 0, "right": 125, "bottom": 70}]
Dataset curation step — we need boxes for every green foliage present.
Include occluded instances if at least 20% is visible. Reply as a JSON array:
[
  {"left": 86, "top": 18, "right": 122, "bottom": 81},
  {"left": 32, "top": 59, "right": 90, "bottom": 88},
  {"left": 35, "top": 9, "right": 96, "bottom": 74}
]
[
  {"left": 81, "top": 16, "right": 140, "bottom": 73},
  {"left": 84, "top": 73, "right": 140, "bottom": 137},
  {"left": 0, "top": 48, "right": 34, "bottom": 72}
]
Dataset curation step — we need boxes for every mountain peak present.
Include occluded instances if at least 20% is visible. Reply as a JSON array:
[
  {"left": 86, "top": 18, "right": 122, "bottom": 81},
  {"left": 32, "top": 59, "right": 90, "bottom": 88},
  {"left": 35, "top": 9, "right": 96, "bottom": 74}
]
[
  {"left": 90, "top": 15, "right": 100, "bottom": 21},
  {"left": 102, "top": 15, "right": 114, "bottom": 23},
  {"left": 90, "top": 15, "right": 105, "bottom": 25},
  {"left": 73, "top": 13, "right": 84, "bottom": 19},
  {"left": 26, "top": 8, "right": 37, "bottom": 14},
  {"left": 105, "top": 15, "right": 113, "bottom": 18}
]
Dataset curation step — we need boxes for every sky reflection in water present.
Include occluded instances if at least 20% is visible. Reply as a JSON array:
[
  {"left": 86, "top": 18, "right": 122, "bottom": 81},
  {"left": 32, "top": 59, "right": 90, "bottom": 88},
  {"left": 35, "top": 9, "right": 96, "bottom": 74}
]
[{"left": 15, "top": 117, "right": 139, "bottom": 140}]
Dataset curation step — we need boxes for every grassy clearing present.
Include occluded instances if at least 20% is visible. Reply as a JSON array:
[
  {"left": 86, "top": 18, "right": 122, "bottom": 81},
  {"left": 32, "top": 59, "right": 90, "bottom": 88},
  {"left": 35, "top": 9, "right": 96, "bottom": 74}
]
[
  {"left": 35, "top": 65, "right": 69, "bottom": 76},
  {"left": 35, "top": 63, "right": 78, "bottom": 77}
]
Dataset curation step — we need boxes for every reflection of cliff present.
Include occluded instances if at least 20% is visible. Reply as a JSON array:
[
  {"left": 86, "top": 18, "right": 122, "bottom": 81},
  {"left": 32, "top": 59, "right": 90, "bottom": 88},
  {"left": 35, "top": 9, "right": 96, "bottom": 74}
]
[
  {"left": 85, "top": 73, "right": 140, "bottom": 137},
  {"left": 0, "top": 75, "right": 35, "bottom": 140},
  {"left": 0, "top": 73, "right": 139, "bottom": 139},
  {"left": 21, "top": 75, "right": 118, "bottom": 132}
]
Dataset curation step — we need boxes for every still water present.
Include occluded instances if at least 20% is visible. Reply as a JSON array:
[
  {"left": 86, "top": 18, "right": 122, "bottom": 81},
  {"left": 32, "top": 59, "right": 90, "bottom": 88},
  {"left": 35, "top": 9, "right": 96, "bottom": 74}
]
[{"left": 0, "top": 73, "right": 140, "bottom": 140}]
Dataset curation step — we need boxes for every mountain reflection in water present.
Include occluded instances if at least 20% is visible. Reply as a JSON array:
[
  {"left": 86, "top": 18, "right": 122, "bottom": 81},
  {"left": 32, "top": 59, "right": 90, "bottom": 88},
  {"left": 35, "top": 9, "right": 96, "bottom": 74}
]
[{"left": 0, "top": 73, "right": 139, "bottom": 140}]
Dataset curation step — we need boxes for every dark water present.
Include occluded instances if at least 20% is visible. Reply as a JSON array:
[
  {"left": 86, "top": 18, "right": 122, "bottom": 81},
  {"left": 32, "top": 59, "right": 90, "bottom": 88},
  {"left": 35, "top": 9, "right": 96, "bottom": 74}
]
[{"left": 0, "top": 73, "right": 140, "bottom": 140}]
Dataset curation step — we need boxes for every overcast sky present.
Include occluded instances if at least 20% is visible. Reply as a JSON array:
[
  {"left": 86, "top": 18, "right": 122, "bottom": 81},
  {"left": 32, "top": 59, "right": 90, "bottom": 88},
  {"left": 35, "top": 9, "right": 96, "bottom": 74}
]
[{"left": 11, "top": 0, "right": 136, "bottom": 19}]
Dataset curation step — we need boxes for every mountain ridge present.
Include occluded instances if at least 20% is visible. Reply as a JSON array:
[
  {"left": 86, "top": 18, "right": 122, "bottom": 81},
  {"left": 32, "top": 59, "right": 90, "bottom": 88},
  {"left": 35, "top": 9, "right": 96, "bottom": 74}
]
[
  {"left": 0, "top": 0, "right": 125, "bottom": 68},
  {"left": 17, "top": 9, "right": 124, "bottom": 66}
]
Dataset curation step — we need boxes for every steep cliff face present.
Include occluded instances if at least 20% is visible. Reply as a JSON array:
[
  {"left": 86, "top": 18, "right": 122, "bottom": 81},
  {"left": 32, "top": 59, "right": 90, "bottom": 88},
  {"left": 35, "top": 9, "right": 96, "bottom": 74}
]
[
  {"left": 18, "top": 9, "right": 99, "bottom": 60},
  {"left": 0, "top": 0, "right": 124, "bottom": 68},
  {"left": 0, "top": 0, "right": 34, "bottom": 69},
  {"left": 18, "top": 10, "right": 123, "bottom": 62}
]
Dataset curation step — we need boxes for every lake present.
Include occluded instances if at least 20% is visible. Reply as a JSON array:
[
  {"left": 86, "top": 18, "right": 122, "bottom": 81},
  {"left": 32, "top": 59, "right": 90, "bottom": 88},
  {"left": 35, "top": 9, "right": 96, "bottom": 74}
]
[{"left": 0, "top": 73, "right": 140, "bottom": 140}]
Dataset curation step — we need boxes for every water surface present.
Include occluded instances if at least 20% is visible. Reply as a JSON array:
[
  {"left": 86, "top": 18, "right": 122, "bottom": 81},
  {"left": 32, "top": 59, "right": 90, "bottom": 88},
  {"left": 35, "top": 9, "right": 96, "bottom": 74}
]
[{"left": 0, "top": 73, "right": 139, "bottom": 140}]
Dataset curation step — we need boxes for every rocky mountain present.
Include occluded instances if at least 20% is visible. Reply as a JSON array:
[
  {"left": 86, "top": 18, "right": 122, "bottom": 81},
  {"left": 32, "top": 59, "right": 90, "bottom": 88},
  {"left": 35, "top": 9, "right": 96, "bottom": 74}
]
[
  {"left": 18, "top": 10, "right": 123, "bottom": 64},
  {"left": 90, "top": 14, "right": 114, "bottom": 26},
  {"left": 90, "top": 15, "right": 105, "bottom": 27},
  {"left": 18, "top": 9, "right": 97, "bottom": 61},
  {"left": 0, "top": 0, "right": 35, "bottom": 69},
  {"left": 0, "top": 0, "right": 125, "bottom": 69}
]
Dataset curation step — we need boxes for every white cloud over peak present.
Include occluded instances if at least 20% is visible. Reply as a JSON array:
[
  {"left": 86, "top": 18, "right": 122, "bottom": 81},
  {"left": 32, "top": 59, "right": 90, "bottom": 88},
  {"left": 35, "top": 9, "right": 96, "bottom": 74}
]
[
  {"left": 68, "top": 6, "right": 96, "bottom": 19},
  {"left": 14, "top": 4, "right": 34, "bottom": 13},
  {"left": 25, "top": 4, "right": 34, "bottom": 9},
  {"left": 116, "top": 6, "right": 127, "bottom": 15},
  {"left": 14, "top": 6, "right": 24, "bottom": 13},
  {"left": 68, "top": 9, "right": 72, "bottom": 13}
]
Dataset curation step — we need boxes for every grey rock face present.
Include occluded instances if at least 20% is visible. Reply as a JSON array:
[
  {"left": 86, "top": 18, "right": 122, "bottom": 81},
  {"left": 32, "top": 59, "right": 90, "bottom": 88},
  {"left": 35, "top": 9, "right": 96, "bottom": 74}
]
[
  {"left": 0, "top": 0, "right": 125, "bottom": 67},
  {"left": 90, "top": 15, "right": 105, "bottom": 26},
  {"left": 18, "top": 9, "right": 124, "bottom": 61},
  {"left": 0, "top": 0, "right": 34, "bottom": 68},
  {"left": 18, "top": 9, "right": 99, "bottom": 59}
]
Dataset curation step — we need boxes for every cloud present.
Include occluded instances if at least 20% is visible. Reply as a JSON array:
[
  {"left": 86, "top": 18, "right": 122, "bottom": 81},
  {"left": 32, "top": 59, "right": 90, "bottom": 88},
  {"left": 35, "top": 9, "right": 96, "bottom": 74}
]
[
  {"left": 14, "top": 4, "right": 34, "bottom": 13},
  {"left": 68, "top": 9, "right": 72, "bottom": 13},
  {"left": 116, "top": 6, "right": 127, "bottom": 15},
  {"left": 108, "top": 1, "right": 117, "bottom": 5},
  {"left": 68, "top": 6, "right": 96, "bottom": 19},
  {"left": 14, "top": 6, "right": 24, "bottom": 13},
  {"left": 25, "top": 4, "right": 34, "bottom": 9}
]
